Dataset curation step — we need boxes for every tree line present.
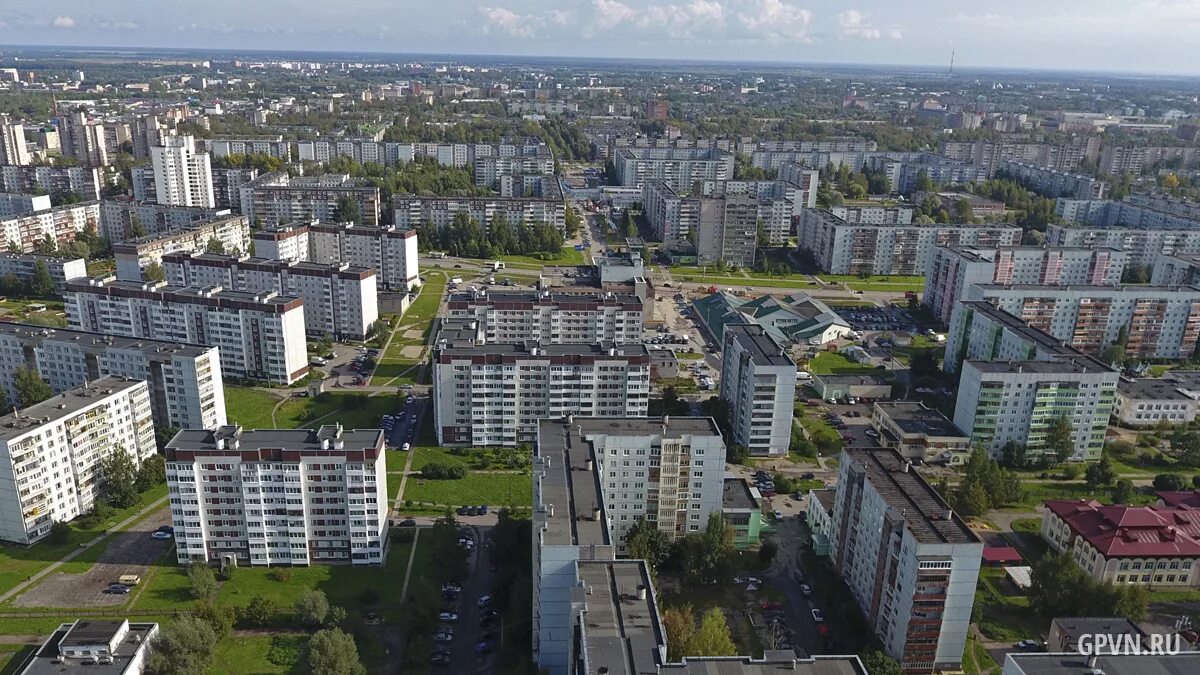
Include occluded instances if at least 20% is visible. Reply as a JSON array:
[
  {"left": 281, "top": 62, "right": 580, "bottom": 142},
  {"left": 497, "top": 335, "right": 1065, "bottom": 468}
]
[{"left": 415, "top": 211, "right": 564, "bottom": 259}]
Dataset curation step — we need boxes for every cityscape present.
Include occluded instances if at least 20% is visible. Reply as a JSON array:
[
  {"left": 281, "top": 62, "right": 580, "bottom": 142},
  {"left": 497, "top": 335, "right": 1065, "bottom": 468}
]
[{"left": 0, "top": 13, "right": 1198, "bottom": 675}]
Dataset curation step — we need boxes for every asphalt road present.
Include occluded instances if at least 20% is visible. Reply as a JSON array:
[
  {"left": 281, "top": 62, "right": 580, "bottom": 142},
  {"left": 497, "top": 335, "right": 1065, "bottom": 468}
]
[
  {"left": 387, "top": 396, "right": 423, "bottom": 448},
  {"left": 440, "top": 525, "right": 495, "bottom": 674},
  {"left": 763, "top": 517, "right": 825, "bottom": 657}
]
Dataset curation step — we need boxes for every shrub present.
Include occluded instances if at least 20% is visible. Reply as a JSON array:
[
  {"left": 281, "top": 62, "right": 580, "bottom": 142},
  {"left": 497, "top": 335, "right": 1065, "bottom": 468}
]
[
  {"left": 271, "top": 568, "right": 292, "bottom": 583},
  {"left": 421, "top": 462, "right": 467, "bottom": 480}
]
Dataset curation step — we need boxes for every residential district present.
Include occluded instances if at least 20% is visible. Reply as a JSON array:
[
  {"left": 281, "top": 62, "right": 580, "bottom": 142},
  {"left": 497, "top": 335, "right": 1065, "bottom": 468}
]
[{"left": 0, "top": 45, "right": 1196, "bottom": 675}]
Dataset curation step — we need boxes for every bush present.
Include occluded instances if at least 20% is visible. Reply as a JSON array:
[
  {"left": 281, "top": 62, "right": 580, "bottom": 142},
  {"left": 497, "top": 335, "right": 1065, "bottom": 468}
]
[
  {"left": 219, "top": 561, "right": 238, "bottom": 581},
  {"left": 271, "top": 568, "right": 292, "bottom": 583},
  {"left": 421, "top": 462, "right": 467, "bottom": 480}
]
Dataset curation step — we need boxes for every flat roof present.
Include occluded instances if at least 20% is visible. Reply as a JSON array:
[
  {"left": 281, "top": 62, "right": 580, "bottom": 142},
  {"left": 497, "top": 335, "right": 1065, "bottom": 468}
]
[
  {"left": 726, "top": 323, "right": 794, "bottom": 366},
  {"left": 843, "top": 448, "right": 979, "bottom": 544},
  {"left": 874, "top": 402, "right": 966, "bottom": 438},
  {"left": 21, "top": 621, "right": 157, "bottom": 675},
  {"left": 447, "top": 290, "right": 642, "bottom": 306},
  {"left": 577, "top": 560, "right": 662, "bottom": 675},
  {"left": 1004, "top": 653, "right": 1200, "bottom": 675},
  {"left": 974, "top": 283, "right": 1200, "bottom": 295},
  {"left": 0, "top": 377, "right": 144, "bottom": 440},
  {"left": 0, "top": 323, "right": 213, "bottom": 358},
  {"left": 166, "top": 424, "right": 383, "bottom": 453},
  {"left": 723, "top": 478, "right": 759, "bottom": 511},
  {"left": 967, "top": 359, "right": 1114, "bottom": 375},
  {"left": 960, "top": 301, "right": 1069, "bottom": 353},
  {"left": 1118, "top": 377, "right": 1198, "bottom": 402}
]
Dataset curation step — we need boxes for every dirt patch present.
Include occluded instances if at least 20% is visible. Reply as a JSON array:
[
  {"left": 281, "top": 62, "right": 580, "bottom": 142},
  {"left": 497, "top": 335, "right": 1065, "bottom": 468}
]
[
  {"left": 13, "top": 507, "right": 173, "bottom": 608},
  {"left": 399, "top": 346, "right": 423, "bottom": 359},
  {"left": 402, "top": 329, "right": 423, "bottom": 340}
]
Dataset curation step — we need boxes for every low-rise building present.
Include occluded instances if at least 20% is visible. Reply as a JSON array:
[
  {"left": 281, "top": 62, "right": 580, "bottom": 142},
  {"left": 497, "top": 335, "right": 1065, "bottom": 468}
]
[
  {"left": 830, "top": 448, "right": 983, "bottom": 672},
  {"left": 870, "top": 402, "right": 970, "bottom": 464},
  {"left": 1002, "top": 653, "right": 1200, "bottom": 675},
  {"left": 252, "top": 221, "right": 419, "bottom": 291},
  {"left": 112, "top": 215, "right": 251, "bottom": 280},
  {"left": 692, "top": 291, "right": 851, "bottom": 346},
  {"left": 0, "top": 253, "right": 86, "bottom": 292},
  {"left": 719, "top": 324, "right": 797, "bottom": 457},
  {"left": 1114, "top": 373, "right": 1200, "bottom": 427},
  {"left": 1042, "top": 498, "right": 1200, "bottom": 587},
  {"left": 66, "top": 277, "right": 308, "bottom": 385},
  {"left": 162, "top": 252, "right": 378, "bottom": 340},
  {"left": 445, "top": 288, "right": 643, "bottom": 344},
  {"left": 1047, "top": 617, "right": 1145, "bottom": 653},
  {"left": 18, "top": 620, "right": 159, "bottom": 674},
  {"left": 0, "top": 377, "right": 156, "bottom": 544},
  {"left": 810, "top": 373, "right": 893, "bottom": 402},
  {"left": 165, "top": 424, "right": 388, "bottom": 566},
  {"left": 722, "top": 477, "right": 762, "bottom": 549}
]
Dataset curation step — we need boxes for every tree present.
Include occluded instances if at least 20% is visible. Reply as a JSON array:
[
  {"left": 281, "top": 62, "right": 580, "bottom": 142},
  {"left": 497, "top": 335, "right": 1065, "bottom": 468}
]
[
  {"left": 144, "top": 615, "right": 218, "bottom": 675},
  {"left": 624, "top": 518, "right": 672, "bottom": 571},
  {"left": 955, "top": 482, "right": 991, "bottom": 518},
  {"left": 1085, "top": 456, "right": 1117, "bottom": 490},
  {"left": 0, "top": 387, "right": 12, "bottom": 415},
  {"left": 1112, "top": 479, "right": 1136, "bottom": 504},
  {"left": 683, "top": 513, "right": 736, "bottom": 585},
  {"left": 205, "top": 237, "right": 226, "bottom": 254},
  {"left": 861, "top": 650, "right": 904, "bottom": 675},
  {"left": 913, "top": 169, "right": 934, "bottom": 193},
  {"left": 662, "top": 605, "right": 697, "bottom": 662},
  {"left": 187, "top": 561, "right": 218, "bottom": 602},
  {"left": 240, "top": 594, "right": 277, "bottom": 627},
  {"left": 136, "top": 454, "right": 166, "bottom": 492},
  {"left": 309, "top": 628, "right": 366, "bottom": 675},
  {"left": 1153, "top": 473, "right": 1187, "bottom": 491},
  {"left": 99, "top": 448, "right": 141, "bottom": 508},
  {"left": 191, "top": 601, "right": 234, "bottom": 639},
  {"left": 28, "top": 260, "right": 53, "bottom": 297},
  {"left": 1029, "top": 551, "right": 1090, "bottom": 619},
  {"left": 143, "top": 262, "right": 166, "bottom": 283},
  {"left": 128, "top": 215, "right": 148, "bottom": 239},
  {"left": 295, "top": 589, "right": 330, "bottom": 627},
  {"left": 1000, "top": 440, "right": 1028, "bottom": 469},
  {"left": 1046, "top": 415, "right": 1074, "bottom": 464},
  {"left": 332, "top": 196, "right": 361, "bottom": 224},
  {"left": 693, "top": 608, "right": 737, "bottom": 656},
  {"left": 13, "top": 366, "right": 52, "bottom": 408}
]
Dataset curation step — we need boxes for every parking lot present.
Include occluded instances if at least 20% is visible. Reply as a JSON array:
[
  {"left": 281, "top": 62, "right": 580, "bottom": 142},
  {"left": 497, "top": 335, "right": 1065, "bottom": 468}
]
[
  {"left": 839, "top": 305, "right": 923, "bottom": 333},
  {"left": 14, "top": 507, "right": 174, "bottom": 608}
]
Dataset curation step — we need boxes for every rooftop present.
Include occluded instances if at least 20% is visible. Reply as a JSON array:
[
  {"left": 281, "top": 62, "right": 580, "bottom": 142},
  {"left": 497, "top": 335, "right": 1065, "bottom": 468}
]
[
  {"left": 0, "top": 377, "right": 145, "bottom": 441},
  {"left": 1045, "top": 499, "right": 1200, "bottom": 558},
  {"left": 20, "top": 620, "right": 156, "bottom": 675},
  {"left": 874, "top": 402, "right": 966, "bottom": 438},
  {"left": 0, "top": 323, "right": 213, "bottom": 358},
  {"left": 725, "top": 323, "right": 794, "bottom": 367},
  {"left": 1003, "top": 653, "right": 1200, "bottom": 675},
  {"left": 967, "top": 359, "right": 1115, "bottom": 375},
  {"left": 974, "top": 283, "right": 1200, "bottom": 295},
  {"left": 1117, "top": 377, "right": 1200, "bottom": 402},
  {"left": 1157, "top": 489, "right": 1200, "bottom": 509},
  {"left": 844, "top": 448, "right": 979, "bottom": 545},
  {"left": 1049, "top": 616, "right": 1144, "bottom": 645},
  {"left": 447, "top": 289, "right": 642, "bottom": 306},
  {"left": 166, "top": 424, "right": 384, "bottom": 454},
  {"left": 723, "top": 477, "right": 759, "bottom": 511}
]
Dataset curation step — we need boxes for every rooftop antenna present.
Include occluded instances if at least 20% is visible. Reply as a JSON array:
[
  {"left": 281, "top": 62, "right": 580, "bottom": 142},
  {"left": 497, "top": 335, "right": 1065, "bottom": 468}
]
[{"left": 948, "top": 48, "right": 955, "bottom": 77}]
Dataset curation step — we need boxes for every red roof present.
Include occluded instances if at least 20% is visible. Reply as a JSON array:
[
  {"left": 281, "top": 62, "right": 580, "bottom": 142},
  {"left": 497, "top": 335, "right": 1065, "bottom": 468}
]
[
  {"left": 1045, "top": 499, "right": 1200, "bottom": 558},
  {"left": 982, "top": 546, "right": 1023, "bottom": 564},
  {"left": 1157, "top": 490, "right": 1200, "bottom": 509}
]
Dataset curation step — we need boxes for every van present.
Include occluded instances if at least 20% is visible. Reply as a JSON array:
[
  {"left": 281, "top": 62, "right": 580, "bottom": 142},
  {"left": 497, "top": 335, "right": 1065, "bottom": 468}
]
[{"left": 118, "top": 574, "right": 141, "bottom": 586}]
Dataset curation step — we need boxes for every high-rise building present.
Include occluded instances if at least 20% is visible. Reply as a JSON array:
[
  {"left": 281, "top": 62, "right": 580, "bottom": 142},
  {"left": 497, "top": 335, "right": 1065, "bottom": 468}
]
[
  {"left": 151, "top": 135, "right": 215, "bottom": 208},
  {"left": 0, "top": 201, "right": 102, "bottom": 254},
  {"left": 210, "top": 137, "right": 292, "bottom": 161},
  {"left": 0, "top": 166, "right": 102, "bottom": 201},
  {"left": 58, "top": 108, "right": 109, "bottom": 167},
  {"left": 644, "top": 100, "right": 669, "bottom": 120},
  {"left": 0, "top": 115, "right": 31, "bottom": 166},
  {"left": 252, "top": 221, "right": 419, "bottom": 291},
  {"left": 0, "top": 193, "right": 51, "bottom": 218},
  {"left": 392, "top": 177, "right": 565, "bottom": 234},
  {"left": 0, "top": 376, "right": 156, "bottom": 544},
  {"left": 165, "top": 424, "right": 388, "bottom": 566},
  {"left": 829, "top": 448, "right": 982, "bottom": 673},
  {"left": 614, "top": 147, "right": 735, "bottom": 192},
  {"left": 66, "top": 276, "right": 309, "bottom": 385},
  {"left": 0, "top": 253, "right": 86, "bottom": 291},
  {"left": 997, "top": 160, "right": 1107, "bottom": 199},
  {"left": 238, "top": 173, "right": 382, "bottom": 227},
  {"left": 445, "top": 288, "right": 644, "bottom": 344},
  {"left": 719, "top": 324, "right": 797, "bottom": 457}
]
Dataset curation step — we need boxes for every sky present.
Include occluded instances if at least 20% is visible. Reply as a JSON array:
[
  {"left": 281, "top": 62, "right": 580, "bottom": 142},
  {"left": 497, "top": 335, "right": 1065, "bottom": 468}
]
[{"left": 1, "top": 1, "right": 1199, "bottom": 75}]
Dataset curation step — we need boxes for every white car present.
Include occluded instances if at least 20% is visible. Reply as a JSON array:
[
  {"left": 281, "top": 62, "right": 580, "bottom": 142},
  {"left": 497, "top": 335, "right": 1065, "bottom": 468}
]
[
  {"left": 439, "top": 612, "right": 459, "bottom": 622},
  {"left": 811, "top": 608, "right": 825, "bottom": 623},
  {"left": 151, "top": 531, "right": 172, "bottom": 540},
  {"left": 402, "top": 443, "right": 411, "bottom": 451}
]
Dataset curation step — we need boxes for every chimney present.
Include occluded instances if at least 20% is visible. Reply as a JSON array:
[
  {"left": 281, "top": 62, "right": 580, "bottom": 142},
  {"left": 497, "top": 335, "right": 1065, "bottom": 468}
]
[
  {"left": 945, "top": 508, "right": 954, "bottom": 521},
  {"left": 592, "top": 505, "right": 601, "bottom": 521},
  {"left": 585, "top": 457, "right": 594, "bottom": 471},
  {"left": 636, "top": 585, "right": 646, "bottom": 600}
]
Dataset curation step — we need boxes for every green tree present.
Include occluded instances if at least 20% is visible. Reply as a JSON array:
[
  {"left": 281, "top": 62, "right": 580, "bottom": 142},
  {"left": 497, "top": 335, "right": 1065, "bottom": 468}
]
[
  {"left": 205, "top": 237, "right": 226, "bottom": 254},
  {"left": 663, "top": 605, "right": 696, "bottom": 662},
  {"left": 1112, "top": 479, "right": 1136, "bottom": 504},
  {"left": 860, "top": 650, "right": 904, "bottom": 675},
  {"left": 99, "top": 448, "right": 140, "bottom": 508},
  {"left": 144, "top": 615, "right": 218, "bottom": 675},
  {"left": 0, "top": 386, "right": 12, "bottom": 415},
  {"left": 136, "top": 454, "right": 166, "bottom": 492},
  {"left": 332, "top": 196, "right": 361, "bottom": 224},
  {"left": 28, "top": 260, "right": 53, "bottom": 297},
  {"left": 143, "top": 262, "right": 166, "bottom": 283},
  {"left": 1046, "top": 415, "right": 1074, "bottom": 463},
  {"left": 624, "top": 518, "right": 672, "bottom": 571},
  {"left": 240, "top": 594, "right": 277, "bottom": 627},
  {"left": 187, "top": 561, "right": 218, "bottom": 602},
  {"left": 1153, "top": 473, "right": 1187, "bottom": 491},
  {"left": 1000, "top": 440, "right": 1028, "bottom": 469},
  {"left": 191, "top": 601, "right": 234, "bottom": 639},
  {"left": 955, "top": 482, "right": 990, "bottom": 518},
  {"left": 128, "top": 214, "right": 148, "bottom": 239},
  {"left": 309, "top": 628, "right": 366, "bottom": 675},
  {"left": 13, "top": 366, "right": 52, "bottom": 408},
  {"left": 1029, "top": 551, "right": 1089, "bottom": 618},
  {"left": 913, "top": 169, "right": 934, "bottom": 193},
  {"left": 295, "top": 589, "right": 330, "bottom": 627},
  {"left": 1085, "top": 456, "right": 1117, "bottom": 490},
  {"left": 683, "top": 513, "right": 736, "bottom": 585},
  {"left": 693, "top": 608, "right": 737, "bottom": 656}
]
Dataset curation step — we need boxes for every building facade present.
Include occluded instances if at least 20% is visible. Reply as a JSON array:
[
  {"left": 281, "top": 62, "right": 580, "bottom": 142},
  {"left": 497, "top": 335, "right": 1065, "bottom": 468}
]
[
  {"left": 614, "top": 147, "right": 735, "bottom": 192},
  {"left": 151, "top": 135, "right": 215, "bottom": 208},
  {"left": 0, "top": 165, "right": 102, "bottom": 201},
  {"left": 238, "top": 173, "right": 382, "bottom": 227},
  {"left": 252, "top": 221, "right": 419, "bottom": 291},
  {"left": 444, "top": 289, "right": 643, "bottom": 344},
  {"left": 998, "top": 160, "right": 1107, "bottom": 199},
  {"left": 719, "top": 324, "right": 797, "bottom": 457},
  {"left": 0, "top": 253, "right": 86, "bottom": 292},
  {"left": 392, "top": 178, "right": 566, "bottom": 234},
  {"left": 112, "top": 215, "right": 251, "bottom": 280}
]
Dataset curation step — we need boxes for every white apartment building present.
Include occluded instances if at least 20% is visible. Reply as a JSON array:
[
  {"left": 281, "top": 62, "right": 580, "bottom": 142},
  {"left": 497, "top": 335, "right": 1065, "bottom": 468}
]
[
  {"left": 0, "top": 322, "right": 226, "bottom": 431},
  {"left": 962, "top": 283, "right": 1200, "bottom": 360},
  {"left": 392, "top": 182, "right": 566, "bottom": 234},
  {"left": 252, "top": 221, "right": 419, "bottom": 291},
  {"left": 98, "top": 201, "right": 225, "bottom": 244},
  {"left": 697, "top": 195, "right": 781, "bottom": 267},
  {"left": 238, "top": 172, "right": 382, "bottom": 227},
  {"left": 165, "top": 424, "right": 388, "bottom": 566},
  {"left": 997, "top": 160, "right": 1107, "bottom": 199},
  {"left": 0, "top": 193, "right": 51, "bottom": 218},
  {"left": 433, "top": 323, "right": 650, "bottom": 446},
  {"left": 614, "top": 147, "right": 735, "bottom": 192},
  {"left": 66, "top": 277, "right": 309, "bottom": 385},
  {"left": 797, "top": 209, "right": 1022, "bottom": 275},
  {"left": 162, "top": 252, "right": 379, "bottom": 340},
  {"left": 642, "top": 180, "right": 699, "bottom": 245},
  {"left": 0, "top": 166, "right": 102, "bottom": 201},
  {"left": 829, "top": 448, "right": 982, "bottom": 673},
  {"left": 0, "top": 253, "right": 86, "bottom": 292},
  {"left": 151, "top": 135, "right": 215, "bottom": 208},
  {"left": 445, "top": 289, "right": 643, "bottom": 344},
  {"left": 828, "top": 204, "right": 915, "bottom": 225},
  {"left": 210, "top": 137, "right": 292, "bottom": 161},
  {"left": 298, "top": 138, "right": 403, "bottom": 165},
  {"left": 0, "top": 201, "right": 102, "bottom": 254},
  {"left": 0, "top": 116, "right": 31, "bottom": 166},
  {"left": 58, "top": 109, "right": 109, "bottom": 167},
  {"left": 701, "top": 174, "right": 815, "bottom": 218},
  {"left": 0, "top": 377, "right": 156, "bottom": 544},
  {"left": 112, "top": 215, "right": 250, "bottom": 281},
  {"left": 924, "top": 246, "right": 1128, "bottom": 324},
  {"left": 473, "top": 154, "right": 555, "bottom": 188},
  {"left": 719, "top": 324, "right": 797, "bottom": 457}
]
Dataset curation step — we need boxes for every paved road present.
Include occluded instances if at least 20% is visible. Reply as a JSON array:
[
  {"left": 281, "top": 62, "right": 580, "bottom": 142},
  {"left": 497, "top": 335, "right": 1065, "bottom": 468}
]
[
  {"left": 442, "top": 525, "right": 495, "bottom": 674},
  {"left": 762, "top": 518, "right": 825, "bottom": 656}
]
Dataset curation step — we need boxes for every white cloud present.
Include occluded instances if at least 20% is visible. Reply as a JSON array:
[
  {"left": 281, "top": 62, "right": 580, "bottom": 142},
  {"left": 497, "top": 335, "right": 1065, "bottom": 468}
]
[
  {"left": 736, "top": 0, "right": 812, "bottom": 41},
  {"left": 592, "top": 0, "right": 638, "bottom": 29},
  {"left": 96, "top": 20, "right": 140, "bottom": 30},
  {"left": 51, "top": 15, "right": 75, "bottom": 28},
  {"left": 479, "top": 6, "right": 540, "bottom": 38}
]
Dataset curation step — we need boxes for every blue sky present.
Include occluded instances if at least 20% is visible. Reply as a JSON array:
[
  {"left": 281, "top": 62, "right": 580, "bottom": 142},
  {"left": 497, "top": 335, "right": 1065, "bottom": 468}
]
[{"left": 1, "top": 1, "right": 1198, "bottom": 74}]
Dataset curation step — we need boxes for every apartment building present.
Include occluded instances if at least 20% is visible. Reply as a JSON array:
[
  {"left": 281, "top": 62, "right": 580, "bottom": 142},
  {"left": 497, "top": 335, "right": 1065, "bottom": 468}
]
[
  {"left": 1114, "top": 372, "right": 1200, "bottom": 427},
  {"left": 1099, "top": 145, "right": 1149, "bottom": 175},
  {"left": 865, "top": 152, "right": 987, "bottom": 193},
  {"left": 924, "top": 246, "right": 1128, "bottom": 324},
  {"left": 697, "top": 195, "right": 779, "bottom": 267},
  {"left": 0, "top": 193, "right": 50, "bottom": 218},
  {"left": 869, "top": 402, "right": 970, "bottom": 464},
  {"left": 938, "top": 138, "right": 1099, "bottom": 175},
  {"left": 392, "top": 177, "right": 566, "bottom": 234},
  {"left": 210, "top": 137, "right": 292, "bottom": 160},
  {"left": 238, "top": 172, "right": 382, "bottom": 227},
  {"left": 58, "top": 109, "right": 109, "bottom": 167},
  {"left": 165, "top": 424, "right": 388, "bottom": 567},
  {"left": 65, "top": 277, "right": 309, "bottom": 385},
  {"left": 719, "top": 324, "right": 797, "bottom": 457},
  {"left": 433, "top": 322, "right": 650, "bottom": 446},
  {"left": 162, "top": 252, "right": 378, "bottom": 340},
  {"left": 211, "top": 167, "right": 258, "bottom": 211},
  {"left": 0, "top": 253, "right": 85, "bottom": 292},
  {"left": 961, "top": 283, "right": 1200, "bottom": 360},
  {"left": 0, "top": 377, "right": 156, "bottom": 545},
  {"left": 0, "top": 165, "right": 102, "bottom": 201},
  {"left": 1041, "top": 498, "right": 1200, "bottom": 588},
  {"left": 473, "top": 153, "right": 555, "bottom": 188},
  {"left": 797, "top": 209, "right": 1021, "bottom": 275},
  {"left": 642, "top": 180, "right": 699, "bottom": 245},
  {"left": 997, "top": 160, "right": 1108, "bottom": 199},
  {"left": 112, "top": 215, "right": 251, "bottom": 280},
  {"left": 0, "top": 322, "right": 225, "bottom": 431},
  {"left": 445, "top": 288, "right": 643, "bottom": 344},
  {"left": 828, "top": 203, "right": 915, "bottom": 225},
  {"left": 297, "top": 138, "right": 405, "bottom": 165},
  {"left": 614, "top": 147, "right": 735, "bottom": 191},
  {"left": 0, "top": 201, "right": 102, "bottom": 254},
  {"left": 150, "top": 135, "right": 215, "bottom": 208},
  {"left": 829, "top": 448, "right": 982, "bottom": 673},
  {"left": 1151, "top": 253, "right": 1200, "bottom": 285},
  {"left": 911, "top": 192, "right": 1005, "bottom": 218},
  {"left": 0, "top": 115, "right": 31, "bottom": 166},
  {"left": 252, "top": 221, "right": 419, "bottom": 291},
  {"left": 1048, "top": 225, "right": 1200, "bottom": 268},
  {"left": 98, "top": 201, "right": 225, "bottom": 244}
]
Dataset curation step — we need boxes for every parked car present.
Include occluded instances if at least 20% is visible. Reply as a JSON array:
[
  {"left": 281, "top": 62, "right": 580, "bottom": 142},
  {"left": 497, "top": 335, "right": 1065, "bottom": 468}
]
[
  {"left": 399, "top": 519, "right": 417, "bottom": 527},
  {"left": 442, "top": 583, "right": 462, "bottom": 593},
  {"left": 104, "top": 584, "right": 131, "bottom": 594},
  {"left": 477, "top": 595, "right": 493, "bottom": 607},
  {"left": 475, "top": 641, "right": 494, "bottom": 655},
  {"left": 151, "top": 531, "right": 172, "bottom": 540},
  {"left": 800, "top": 583, "right": 812, "bottom": 596},
  {"left": 811, "top": 608, "right": 825, "bottom": 622},
  {"left": 433, "top": 632, "right": 454, "bottom": 642},
  {"left": 430, "top": 653, "right": 452, "bottom": 665},
  {"left": 439, "top": 612, "right": 459, "bottom": 622}
]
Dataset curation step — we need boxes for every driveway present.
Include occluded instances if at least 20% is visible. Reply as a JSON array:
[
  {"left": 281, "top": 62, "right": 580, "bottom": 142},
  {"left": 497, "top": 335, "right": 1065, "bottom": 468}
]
[
  {"left": 441, "top": 525, "right": 495, "bottom": 674},
  {"left": 14, "top": 507, "right": 173, "bottom": 608},
  {"left": 761, "top": 518, "right": 824, "bottom": 656}
]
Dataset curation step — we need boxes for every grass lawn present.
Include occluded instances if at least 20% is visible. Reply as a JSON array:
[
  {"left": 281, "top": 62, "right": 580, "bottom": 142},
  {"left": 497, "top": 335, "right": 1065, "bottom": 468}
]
[
  {"left": 794, "top": 409, "right": 843, "bottom": 456},
  {"left": 499, "top": 247, "right": 586, "bottom": 267},
  {"left": 962, "top": 637, "right": 999, "bottom": 675},
  {"left": 819, "top": 274, "right": 925, "bottom": 291},
  {"left": 808, "top": 351, "right": 879, "bottom": 376},
  {"left": 674, "top": 351, "right": 704, "bottom": 360},
  {"left": 973, "top": 567, "right": 1042, "bottom": 642},
  {"left": 410, "top": 446, "right": 531, "bottom": 473},
  {"left": 372, "top": 273, "right": 445, "bottom": 387},
  {"left": 404, "top": 472, "right": 532, "bottom": 508},
  {"left": 1013, "top": 481, "right": 1157, "bottom": 509},
  {"left": 270, "top": 391, "right": 404, "bottom": 431},
  {"left": 208, "top": 633, "right": 307, "bottom": 675},
  {"left": 224, "top": 387, "right": 284, "bottom": 430},
  {"left": 656, "top": 377, "right": 698, "bottom": 393},
  {"left": 671, "top": 272, "right": 821, "bottom": 290}
]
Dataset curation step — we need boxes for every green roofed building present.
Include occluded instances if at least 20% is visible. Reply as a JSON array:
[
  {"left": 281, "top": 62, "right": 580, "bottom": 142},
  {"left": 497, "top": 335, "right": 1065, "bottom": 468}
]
[{"left": 692, "top": 291, "right": 851, "bottom": 346}]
